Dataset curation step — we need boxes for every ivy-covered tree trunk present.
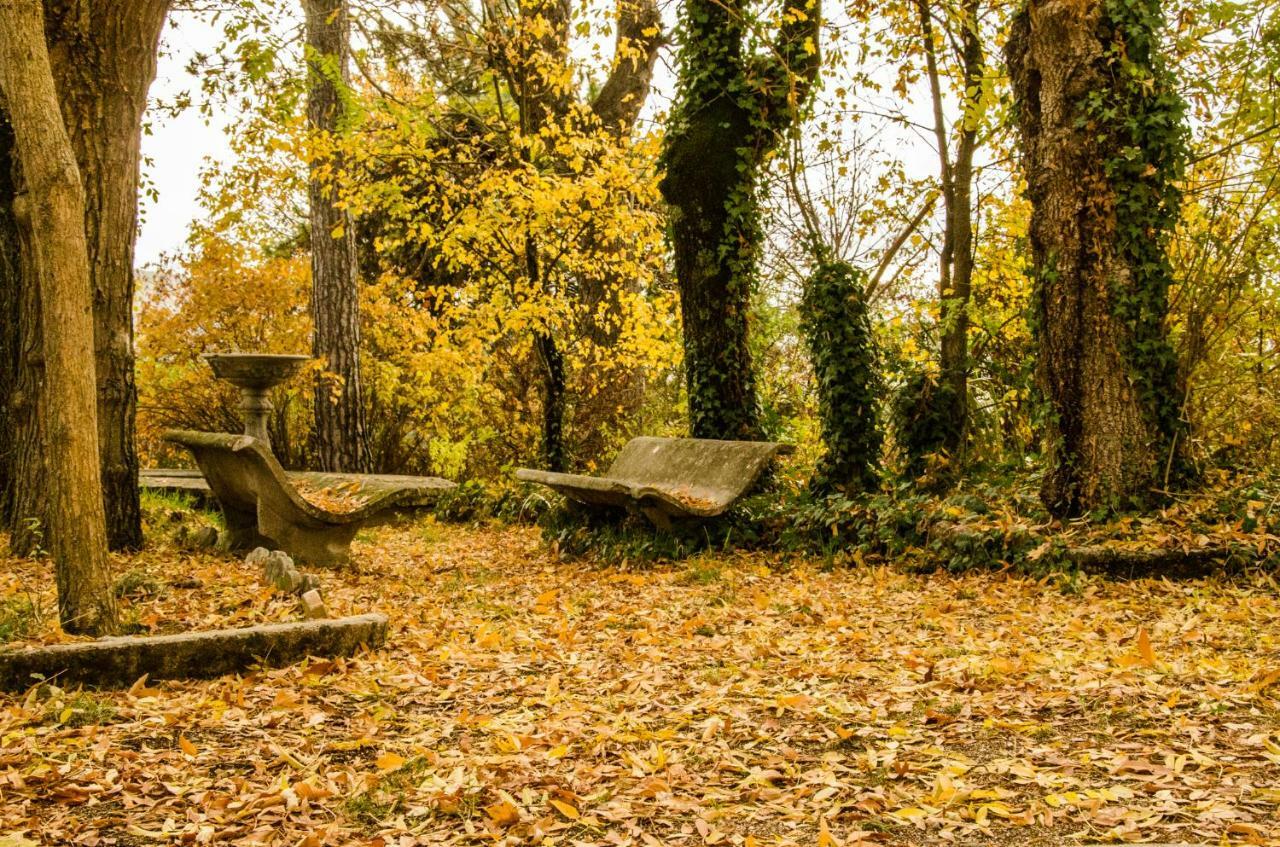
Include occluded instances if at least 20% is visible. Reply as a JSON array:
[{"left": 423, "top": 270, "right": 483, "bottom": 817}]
[
  {"left": 800, "top": 260, "right": 882, "bottom": 494},
  {"left": 0, "top": 0, "right": 119, "bottom": 634},
  {"left": 1007, "top": 0, "right": 1187, "bottom": 516},
  {"left": 41, "top": 0, "right": 171, "bottom": 551},
  {"left": 659, "top": 0, "right": 820, "bottom": 440},
  {"left": 304, "top": 0, "right": 372, "bottom": 473}
]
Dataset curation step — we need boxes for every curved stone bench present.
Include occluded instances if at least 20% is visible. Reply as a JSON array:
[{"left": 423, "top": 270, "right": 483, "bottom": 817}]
[
  {"left": 516, "top": 436, "right": 792, "bottom": 527},
  {"left": 164, "top": 430, "right": 455, "bottom": 566}
]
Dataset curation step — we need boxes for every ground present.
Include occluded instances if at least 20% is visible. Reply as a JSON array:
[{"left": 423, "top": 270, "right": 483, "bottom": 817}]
[{"left": 0, "top": 514, "right": 1278, "bottom": 846}]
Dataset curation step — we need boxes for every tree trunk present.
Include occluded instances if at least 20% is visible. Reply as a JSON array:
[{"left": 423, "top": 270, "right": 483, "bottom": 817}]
[
  {"left": 0, "top": 0, "right": 119, "bottom": 634},
  {"left": 1007, "top": 0, "right": 1186, "bottom": 516},
  {"left": 917, "top": 0, "right": 982, "bottom": 460},
  {"left": 569, "top": 0, "right": 663, "bottom": 466},
  {"left": 304, "top": 0, "right": 372, "bottom": 473},
  {"left": 659, "top": 0, "right": 820, "bottom": 440},
  {"left": 0, "top": 107, "right": 18, "bottom": 528},
  {"left": 2, "top": 151, "right": 48, "bottom": 556},
  {"left": 40, "top": 0, "right": 171, "bottom": 552}
]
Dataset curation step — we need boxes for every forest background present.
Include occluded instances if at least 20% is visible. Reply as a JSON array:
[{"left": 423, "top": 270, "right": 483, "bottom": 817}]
[{"left": 130, "top": 0, "right": 1280, "bottom": 563}]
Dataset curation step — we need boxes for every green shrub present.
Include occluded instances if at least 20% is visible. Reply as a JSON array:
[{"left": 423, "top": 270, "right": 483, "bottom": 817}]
[
  {"left": 891, "top": 369, "right": 963, "bottom": 480},
  {"left": 799, "top": 260, "right": 882, "bottom": 494}
]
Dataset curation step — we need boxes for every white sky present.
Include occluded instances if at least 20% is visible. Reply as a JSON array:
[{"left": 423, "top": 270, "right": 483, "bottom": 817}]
[{"left": 137, "top": 11, "right": 239, "bottom": 267}]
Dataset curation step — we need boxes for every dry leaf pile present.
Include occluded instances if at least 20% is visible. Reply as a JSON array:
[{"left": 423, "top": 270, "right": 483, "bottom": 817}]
[{"left": 1, "top": 522, "right": 1278, "bottom": 846}]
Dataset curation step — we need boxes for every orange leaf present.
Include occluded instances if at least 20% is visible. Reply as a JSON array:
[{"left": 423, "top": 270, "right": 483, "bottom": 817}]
[
  {"left": 178, "top": 735, "right": 198, "bottom": 757},
  {"left": 1136, "top": 627, "right": 1155, "bottom": 665},
  {"left": 486, "top": 800, "right": 520, "bottom": 827}
]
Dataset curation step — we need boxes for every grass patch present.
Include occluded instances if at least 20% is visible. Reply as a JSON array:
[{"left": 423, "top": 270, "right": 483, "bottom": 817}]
[
  {"left": 344, "top": 756, "right": 440, "bottom": 827},
  {"left": 43, "top": 691, "right": 118, "bottom": 727},
  {"left": 0, "top": 595, "right": 39, "bottom": 643}
]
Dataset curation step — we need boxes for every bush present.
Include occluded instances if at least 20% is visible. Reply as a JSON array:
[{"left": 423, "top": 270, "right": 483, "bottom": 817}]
[
  {"left": 799, "top": 260, "right": 882, "bottom": 494},
  {"left": 891, "top": 369, "right": 963, "bottom": 481}
]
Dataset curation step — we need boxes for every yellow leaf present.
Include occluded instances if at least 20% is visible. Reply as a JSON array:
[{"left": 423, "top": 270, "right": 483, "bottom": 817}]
[
  {"left": 179, "top": 735, "right": 198, "bottom": 756},
  {"left": 817, "top": 817, "right": 839, "bottom": 846},
  {"left": 549, "top": 798, "right": 580, "bottom": 820},
  {"left": 375, "top": 752, "right": 406, "bottom": 771},
  {"left": 330, "top": 223, "right": 345, "bottom": 239},
  {"left": 1136, "top": 627, "right": 1155, "bottom": 665},
  {"left": 891, "top": 807, "right": 927, "bottom": 821}
]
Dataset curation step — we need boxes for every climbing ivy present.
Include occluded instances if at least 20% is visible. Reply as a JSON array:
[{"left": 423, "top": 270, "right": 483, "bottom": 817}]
[
  {"left": 1085, "top": 0, "right": 1190, "bottom": 455},
  {"left": 799, "top": 260, "right": 882, "bottom": 494},
  {"left": 891, "top": 369, "right": 963, "bottom": 480},
  {"left": 658, "top": 0, "right": 821, "bottom": 440}
]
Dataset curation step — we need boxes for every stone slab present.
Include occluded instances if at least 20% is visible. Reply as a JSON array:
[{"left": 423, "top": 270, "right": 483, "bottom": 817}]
[
  {"left": 0, "top": 613, "right": 387, "bottom": 690},
  {"left": 517, "top": 436, "right": 792, "bottom": 526},
  {"left": 141, "top": 468, "right": 453, "bottom": 509}
]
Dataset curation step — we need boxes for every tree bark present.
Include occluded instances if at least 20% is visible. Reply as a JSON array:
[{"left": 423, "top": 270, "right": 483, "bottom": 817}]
[
  {"left": 2, "top": 145, "right": 47, "bottom": 556},
  {"left": 0, "top": 106, "right": 18, "bottom": 527},
  {"left": 304, "top": 0, "right": 372, "bottom": 473},
  {"left": 39, "top": 0, "right": 171, "bottom": 551},
  {"left": 0, "top": 0, "right": 118, "bottom": 634},
  {"left": 1007, "top": 0, "right": 1185, "bottom": 516},
  {"left": 659, "top": 0, "right": 820, "bottom": 440}
]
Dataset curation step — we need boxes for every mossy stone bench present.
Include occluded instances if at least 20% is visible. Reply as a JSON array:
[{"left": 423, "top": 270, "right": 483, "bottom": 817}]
[
  {"left": 516, "top": 436, "right": 792, "bottom": 527},
  {"left": 164, "top": 430, "right": 455, "bottom": 566}
]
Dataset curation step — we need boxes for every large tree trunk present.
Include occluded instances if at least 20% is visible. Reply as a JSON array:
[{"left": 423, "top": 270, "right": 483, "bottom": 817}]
[
  {"left": 1007, "top": 0, "right": 1186, "bottom": 516},
  {"left": 304, "top": 0, "right": 372, "bottom": 473},
  {"left": 0, "top": 0, "right": 119, "bottom": 635},
  {"left": 659, "top": 0, "right": 820, "bottom": 440},
  {"left": 2, "top": 156, "right": 47, "bottom": 557},
  {"left": 42, "top": 0, "right": 171, "bottom": 552}
]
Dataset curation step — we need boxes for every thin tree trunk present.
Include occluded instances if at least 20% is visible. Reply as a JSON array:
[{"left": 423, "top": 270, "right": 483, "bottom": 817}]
[
  {"left": 43, "top": 0, "right": 171, "bottom": 552},
  {"left": 0, "top": 0, "right": 119, "bottom": 634},
  {"left": 917, "top": 0, "right": 982, "bottom": 459},
  {"left": 1007, "top": 0, "right": 1185, "bottom": 515},
  {"left": 303, "top": 0, "right": 372, "bottom": 473}
]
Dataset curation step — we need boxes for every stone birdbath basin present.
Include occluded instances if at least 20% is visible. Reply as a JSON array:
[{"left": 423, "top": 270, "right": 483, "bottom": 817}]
[{"left": 205, "top": 353, "right": 309, "bottom": 451}]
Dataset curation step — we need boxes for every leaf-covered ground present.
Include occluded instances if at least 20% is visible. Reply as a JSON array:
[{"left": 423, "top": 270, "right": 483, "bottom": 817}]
[{"left": 1, "top": 518, "right": 1279, "bottom": 846}]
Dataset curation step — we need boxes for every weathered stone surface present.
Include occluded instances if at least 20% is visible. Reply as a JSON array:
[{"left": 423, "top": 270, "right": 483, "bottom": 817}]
[
  {"left": 245, "top": 547, "right": 273, "bottom": 568},
  {"left": 255, "top": 549, "right": 320, "bottom": 596},
  {"left": 516, "top": 437, "right": 793, "bottom": 527},
  {"left": 0, "top": 613, "right": 387, "bottom": 690},
  {"left": 298, "top": 589, "right": 328, "bottom": 620},
  {"left": 261, "top": 550, "right": 298, "bottom": 591},
  {"left": 163, "top": 430, "right": 456, "bottom": 567},
  {"left": 141, "top": 468, "right": 451, "bottom": 510}
]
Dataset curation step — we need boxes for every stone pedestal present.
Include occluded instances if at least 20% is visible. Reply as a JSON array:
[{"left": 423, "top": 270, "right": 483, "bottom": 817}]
[{"left": 204, "top": 353, "right": 309, "bottom": 450}]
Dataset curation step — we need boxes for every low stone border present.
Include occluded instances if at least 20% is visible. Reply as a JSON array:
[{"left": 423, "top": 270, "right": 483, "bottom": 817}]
[{"left": 0, "top": 613, "right": 387, "bottom": 691}]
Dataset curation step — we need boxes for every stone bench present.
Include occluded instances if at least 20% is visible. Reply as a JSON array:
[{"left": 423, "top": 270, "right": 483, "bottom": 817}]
[
  {"left": 164, "top": 430, "right": 455, "bottom": 566},
  {"left": 516, "top": 436, "right": 793, "bottom": 527}
]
